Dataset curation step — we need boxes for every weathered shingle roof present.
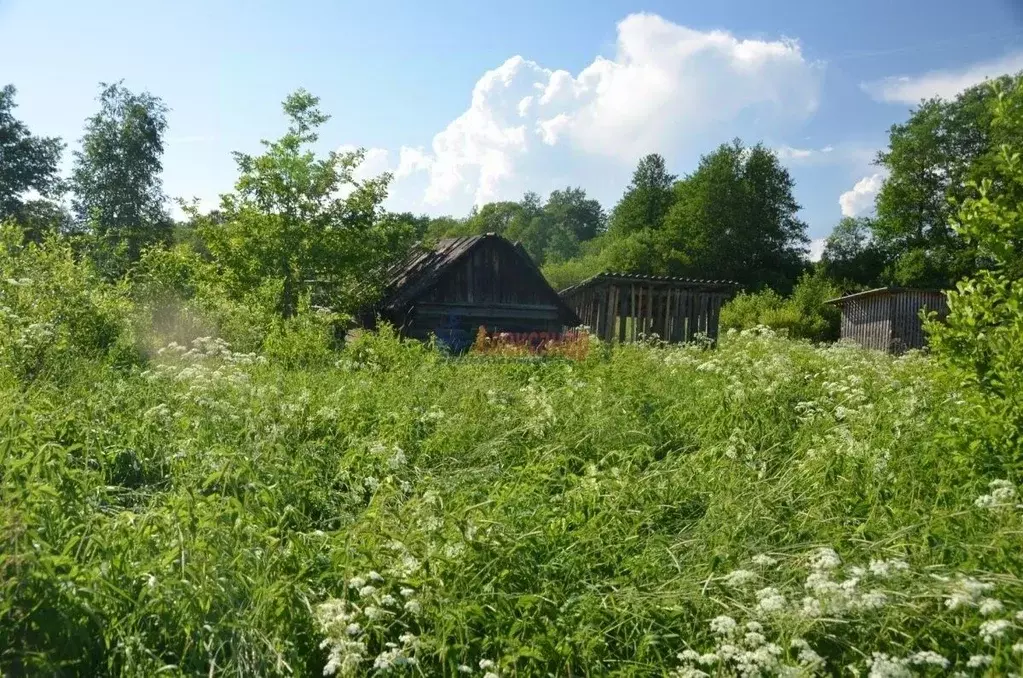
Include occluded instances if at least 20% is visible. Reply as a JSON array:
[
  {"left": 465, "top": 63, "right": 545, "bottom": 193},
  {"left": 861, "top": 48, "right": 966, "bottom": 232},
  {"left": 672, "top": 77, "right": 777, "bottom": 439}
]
[
  {"left": 559, "top": 271, "right": 739, "bottom": 297},
  {"left": 375, "top": 233, "right": 577, "bottom": 325}
]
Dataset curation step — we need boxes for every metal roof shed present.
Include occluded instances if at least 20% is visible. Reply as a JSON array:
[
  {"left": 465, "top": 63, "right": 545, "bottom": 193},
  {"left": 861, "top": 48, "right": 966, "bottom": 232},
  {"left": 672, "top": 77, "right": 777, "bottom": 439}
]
[{"left": 825, "top": 287, "right": 949, "bottom": 353}]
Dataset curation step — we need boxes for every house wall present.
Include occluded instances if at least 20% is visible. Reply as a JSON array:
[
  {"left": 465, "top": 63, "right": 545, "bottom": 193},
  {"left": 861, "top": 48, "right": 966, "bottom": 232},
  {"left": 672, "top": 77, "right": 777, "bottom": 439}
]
[
  {"left": 390, "top": 239, "right": 572, "bottom": 351},
  {"left": 888, "top": 291, "right": 949, "bottom": 352},
  {"left": 839, "top": 295, "right": 892, "bottom": 351}
]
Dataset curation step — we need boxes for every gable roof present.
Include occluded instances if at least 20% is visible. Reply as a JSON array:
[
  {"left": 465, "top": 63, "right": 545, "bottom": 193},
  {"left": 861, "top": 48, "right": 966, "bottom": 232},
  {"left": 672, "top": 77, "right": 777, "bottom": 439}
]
[{"left": 375, "top": 233, "right": 581, "bottom": 324}]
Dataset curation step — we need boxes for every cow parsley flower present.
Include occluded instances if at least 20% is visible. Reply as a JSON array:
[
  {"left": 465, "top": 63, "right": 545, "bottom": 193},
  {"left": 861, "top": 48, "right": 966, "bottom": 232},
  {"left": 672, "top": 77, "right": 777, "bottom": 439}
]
[
  {"left": 755, "top": 587, "right": 786, "bottom": 613},
  {"left": 979, "top": 597, "right": 1004, "bottom": 615},
  {"left": 710, "top": 615, "right": 738, "bottom": 636},
  {"left": 810, "top": 547, "right": 842, "bottom": 571},
  {"left": 752, "top": 554, "right": 778, "bottom": 567},
  {"left": 479, "top": 659, "right": 496, "bottom": 670},
  {"left": 866, "top": 652, "right": 910, "bottom": 678},
  {"left": 980, "top": 619, "right": 1012, "bottom": 643},
  {"left": 967, "top": 654, "right": 993, "bottom": 668},
  {"left": 723, "top": 569, "right": 758, "bottom": 587},
  {"left": 907, "top": 651, "right": 948, "bottom": 669}
]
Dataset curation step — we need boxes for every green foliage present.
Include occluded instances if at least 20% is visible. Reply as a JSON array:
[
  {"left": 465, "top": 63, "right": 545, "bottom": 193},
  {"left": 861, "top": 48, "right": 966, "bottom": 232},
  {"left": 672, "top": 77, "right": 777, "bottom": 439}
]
[
  {"left": 820, "top": 216, "right": 887, "bottom": 289},
  {"left": 720, "top": 271, "right": 841, "bottom": 342},
  {"left": 2, "top": 316, "right": 1022, "bottom": 675},
  {"left": 928, "top": 79, "right": 1023, "bottom": 469},
  {"left": 430, "top": 187, "right": 605, "bottom": 267},
  {"left": 0, "top": 84, "right": 65, "bottom": 225},
  {"left": 71, "top": 81, "right": 171, "bottom": 267},
  {"left": 0, "top": 222, "right": 136, "bottom": 381},
  {"left": 196, "top": 90, "right": 410, "bottom": 319},
  {"left": 606, "top": 153, "right": 676, "bottom": 239},
  {"left": 602, "top": 142, "right": 809, "bottom": 291},
  {"left": 873, "top": 72, "right": 1022, "bottom": 287}
]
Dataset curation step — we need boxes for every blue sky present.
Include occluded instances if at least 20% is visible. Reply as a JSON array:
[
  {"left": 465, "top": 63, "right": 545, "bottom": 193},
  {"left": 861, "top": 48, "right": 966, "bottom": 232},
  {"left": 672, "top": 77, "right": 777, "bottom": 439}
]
[{"left": 2, "top": 0, "right": 1022, "bottom": 255}]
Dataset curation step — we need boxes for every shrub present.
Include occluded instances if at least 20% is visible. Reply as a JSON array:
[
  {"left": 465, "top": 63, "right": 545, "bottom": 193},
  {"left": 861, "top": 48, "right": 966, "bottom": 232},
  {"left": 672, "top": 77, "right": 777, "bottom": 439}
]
[{"left": 720, "top": 271, "right": 840, "bottom": 342}]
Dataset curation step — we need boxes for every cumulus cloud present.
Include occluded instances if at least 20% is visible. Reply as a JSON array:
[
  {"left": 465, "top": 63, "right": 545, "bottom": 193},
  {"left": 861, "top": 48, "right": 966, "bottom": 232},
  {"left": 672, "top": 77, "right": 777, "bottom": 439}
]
[
  {"left": 348, "top": 12, "right": 823, "bottom": 215},
  {"left": 775, "top": 145, "right": 833, "bottom": 161},
  {"left": 862, "top": 51, "right": 1023, "bottom": 104},
  {"left": 839, "top": 173, "right": 884, "bottom": 217},
  {"left": 808, "top": 237, "right": 826, "bottom": 262}
]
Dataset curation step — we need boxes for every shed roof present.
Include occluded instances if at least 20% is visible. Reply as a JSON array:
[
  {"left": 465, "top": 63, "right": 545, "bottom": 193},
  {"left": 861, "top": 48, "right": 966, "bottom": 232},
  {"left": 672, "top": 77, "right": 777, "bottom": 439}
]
[
  {"left": 825, "top": 286, "right": 948, "bottom": 306},
  {"left": 559, "top": 271, "right": 738, "bottom": 296}
]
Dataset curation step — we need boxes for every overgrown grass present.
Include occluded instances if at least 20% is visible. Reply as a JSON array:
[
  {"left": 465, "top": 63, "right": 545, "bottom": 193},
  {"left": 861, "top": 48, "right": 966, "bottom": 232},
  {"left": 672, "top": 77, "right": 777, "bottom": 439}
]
[{"left": 1, "top": 326, "right": 1022, "bottom": 676}]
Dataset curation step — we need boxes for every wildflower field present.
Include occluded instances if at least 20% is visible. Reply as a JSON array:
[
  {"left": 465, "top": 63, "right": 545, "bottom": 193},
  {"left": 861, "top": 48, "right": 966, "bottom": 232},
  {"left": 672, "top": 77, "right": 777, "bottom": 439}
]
[{"left": 3, "top": 320, "right": 1022, "bottom": 677}]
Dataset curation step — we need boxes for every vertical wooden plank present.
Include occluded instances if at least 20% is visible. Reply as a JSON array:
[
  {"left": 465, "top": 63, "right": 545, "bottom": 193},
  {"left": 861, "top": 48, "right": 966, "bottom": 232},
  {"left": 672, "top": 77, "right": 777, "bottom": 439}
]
[
  {"left": 663, "top": 288, "right": 672, "bottom": 342},
  {"left": 618, "top": 284, "right": 628, "bottom": 343}
]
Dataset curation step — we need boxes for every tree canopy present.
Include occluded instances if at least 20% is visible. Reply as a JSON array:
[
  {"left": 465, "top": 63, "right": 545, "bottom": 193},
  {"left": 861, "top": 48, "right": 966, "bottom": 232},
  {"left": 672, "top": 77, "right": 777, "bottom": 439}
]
[
  {"left": 71, "top": 81, "right": 171, "bottom": 264},
  {"left": 0, "top": 85, "right": 64, "bottom": 225}
]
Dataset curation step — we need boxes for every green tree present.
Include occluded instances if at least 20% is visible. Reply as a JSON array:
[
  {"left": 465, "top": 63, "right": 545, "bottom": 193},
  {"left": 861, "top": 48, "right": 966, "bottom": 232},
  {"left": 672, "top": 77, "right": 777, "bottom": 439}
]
[
  {"left": 661, "top": 140, "right": 808, "bottom": 290},
  {"left": 197, "top": 89, "right": 408, "bottom": 318},
  {"left": 873, "top": 73, "right": 1021, "bottom": 287},
  {"left": 606, "top": 153, "right": 676, "bottom": 239},
  {"left": 928, "top": 79, "right": 1023, "bottom": 467},
  {"left": 544, "top": 186, "right": 606, "bottom": 242},
  {"left": 71, "top": 81, "right": 171, "bottom": 264},
  {"left": 821, "top": 216, "right": 887, "bottom": 288},
  {"left": 0, "top": 85, "right": 64, "bottom": 225}
]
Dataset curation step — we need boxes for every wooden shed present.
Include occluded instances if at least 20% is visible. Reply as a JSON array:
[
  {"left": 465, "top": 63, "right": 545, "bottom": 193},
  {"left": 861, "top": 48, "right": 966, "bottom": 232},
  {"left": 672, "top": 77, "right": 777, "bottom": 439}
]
[
  {"left": 558, "top": 272, "right": 737, "bottom": 344},
  {"left": 825, "top": 287, "right": 950, "bottom": 353},
  {"left": 363, "top": 233, "right": 580, "bottom": 352}
]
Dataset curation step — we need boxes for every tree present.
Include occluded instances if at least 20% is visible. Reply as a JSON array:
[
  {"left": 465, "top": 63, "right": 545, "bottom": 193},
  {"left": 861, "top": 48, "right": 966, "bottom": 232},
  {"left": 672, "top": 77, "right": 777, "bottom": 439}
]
[
  {"left": 607, "top": 154, "right": 676, "bottom": 238},
  {"left": 544, "top": 187, "right": 606, "bottom": 242},
  {"left": 873, "top": 73, "right": 1021, "bottom": 287},
  {"left": 197, "top": 89, "right": 409, "bottom": 318},
  {"left": 659, "top": 140, "right": 808, "bottom": 290},
  {"left": 0, "top": 85, "right": 64, "bottom": 224},
  {"left": 71, "top": 81, "right": 171, "bottom": 264},
  {"left": 928, "top": 79, "right": 1023, "bottom": 467},
  {"left": 821, "top": 216, "right": 888, "bottom": 288}
]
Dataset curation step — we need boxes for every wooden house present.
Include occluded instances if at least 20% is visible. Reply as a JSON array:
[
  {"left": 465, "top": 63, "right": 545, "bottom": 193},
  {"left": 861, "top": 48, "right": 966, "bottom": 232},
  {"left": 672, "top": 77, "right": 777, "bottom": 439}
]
[
  {"left": 558, "top": 272, "right": 737, "bottom": 344},
  {"left": 825, "top": 287, "right": 949, "bottom": 353},
  {"left": 363, "top": 233, "right": 580, "bottom": 352}
]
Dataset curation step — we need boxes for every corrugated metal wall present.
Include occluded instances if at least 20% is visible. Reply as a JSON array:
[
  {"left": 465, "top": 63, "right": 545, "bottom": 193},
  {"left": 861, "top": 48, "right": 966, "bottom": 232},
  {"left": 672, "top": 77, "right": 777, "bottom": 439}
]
[{"left": 838, "top": 290, "right": 949, "bottom": 353}]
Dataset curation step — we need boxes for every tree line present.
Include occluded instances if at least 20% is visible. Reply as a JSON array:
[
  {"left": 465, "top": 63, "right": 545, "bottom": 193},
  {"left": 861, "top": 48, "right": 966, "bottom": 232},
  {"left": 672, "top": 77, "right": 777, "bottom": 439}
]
[{"left": 1, "top": 73, "right": 1021, "bottom": 334}]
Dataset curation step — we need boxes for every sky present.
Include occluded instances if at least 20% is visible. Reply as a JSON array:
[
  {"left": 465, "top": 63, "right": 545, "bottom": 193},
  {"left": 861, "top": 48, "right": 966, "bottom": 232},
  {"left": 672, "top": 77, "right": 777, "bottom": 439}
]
[{"left": 2, "top": 0, "right": 1022, "bottom": 258}]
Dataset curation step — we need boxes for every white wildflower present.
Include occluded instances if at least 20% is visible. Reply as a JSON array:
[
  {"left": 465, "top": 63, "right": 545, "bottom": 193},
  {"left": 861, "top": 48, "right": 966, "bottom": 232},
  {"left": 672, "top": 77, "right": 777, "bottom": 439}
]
[
  {"left": 358, "top": 585, "right": 377, "bottom": 598},
  {"left": 979, "top": 598, "right": 1004, "bottom": 615},
  {"left": 980, "top": 618, "right": 1012, "bottom": 643},
  {"left": 347, "top": 576, "right": 366, "bottom": 590},
  {"left": 866, "top": 652, "right": 910, "bottom": 678},
  {"left": 363, "top": 605, "right": 388, "bottom": 621},
  {"left": 710, "top": 615, "right": 738, "bottom": 636},
  {"left": 403, "top": 600, "right": 421, "bottom": 615},
  {"left": 810, "top": 547, "right": 842, "bottom": 571},
  {"left": 752, "top": 554, "right": 778, "bottom": 567},
  {"left": 479, "top": 659, "right": 496, "bottom": 670},
  {"left": 723, "top": 569, "right": 758, "bottom": 587},
  {"left": 755, "top": 586, "right": 787, "bottom": 613},
  {"left": 457, "top": 665, "right": 472, "bottom": 674},
  {"left": 677, "top": 650, "right": 700, "bottom": 663},
  {"left": 856, "top": 590, "right": 888, "bottom": 610},
  {"left": 1013, "top": 642, "right": 1023, "bottom": 654},
  {"left": 378, "top": 594, "right": 397, "bottom": 607},
  {"left": 399, "top": 587, "right": 415, "bottom": 598},
  {"left": 907, "top": 651, "right": 948, "bottom": 669},
  {"left": 368, "top": 570, "right": 384, "bottom": 582},
  {"left": 800, "top": 596, "right": 823, "bottom": 618},
  {"left": 345, "top": 623, "right": 361, "bottom": 636},
  {"left": 967, "top": 654, "right": 993, "bottom": 668}
]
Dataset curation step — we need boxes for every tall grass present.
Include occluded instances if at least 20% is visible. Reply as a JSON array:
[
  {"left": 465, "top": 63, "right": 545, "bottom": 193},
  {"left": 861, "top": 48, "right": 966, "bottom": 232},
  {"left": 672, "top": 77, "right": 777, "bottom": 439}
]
[{"left": 2, "top": 321, "right": 1022, "bottom": 676}]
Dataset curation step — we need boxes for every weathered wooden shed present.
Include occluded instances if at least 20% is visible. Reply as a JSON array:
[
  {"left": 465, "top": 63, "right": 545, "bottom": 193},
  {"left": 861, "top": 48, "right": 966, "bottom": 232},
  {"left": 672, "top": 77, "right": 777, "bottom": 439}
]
[
  {"left": 558, "top": 272, "right": 737, "bottom": 344},
  {"left": 364, "top": 233, "right": 580, "bottom": 352},
  {"left": 825, "top": 287, "right": 949, "bottom": 353}
]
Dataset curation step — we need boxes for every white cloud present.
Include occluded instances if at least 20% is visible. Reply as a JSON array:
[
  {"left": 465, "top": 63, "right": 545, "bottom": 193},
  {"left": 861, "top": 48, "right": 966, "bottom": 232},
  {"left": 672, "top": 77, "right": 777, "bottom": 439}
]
[
  {"left": 775, "top": 145, "right": 832, "bottom": 161},
  {"left": 862, "top": 51, "right": 1023, "bottom": 104},
  {"left": 351, "top": 12, "right": 823, "bottom": 215},
  {"left": 839, "top": 173, "right": 885, "bottom": 217},
  {"left": 808, "top": 237, "right": 826, "bottom": 262}
]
